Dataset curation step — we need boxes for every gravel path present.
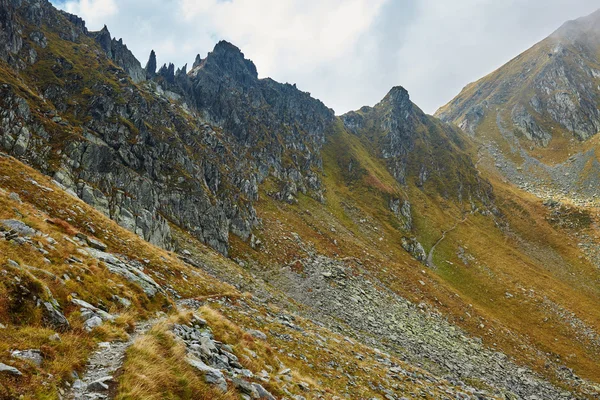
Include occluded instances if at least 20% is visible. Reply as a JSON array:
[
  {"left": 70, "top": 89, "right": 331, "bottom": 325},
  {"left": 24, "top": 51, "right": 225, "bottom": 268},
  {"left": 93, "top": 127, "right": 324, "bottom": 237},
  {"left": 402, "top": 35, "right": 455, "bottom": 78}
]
[
  {"left": 426, "top": 216, "right": 468, "bottom": 268},
  {"left": 68, "top": 317, "right": 162, "bottom": 400}
]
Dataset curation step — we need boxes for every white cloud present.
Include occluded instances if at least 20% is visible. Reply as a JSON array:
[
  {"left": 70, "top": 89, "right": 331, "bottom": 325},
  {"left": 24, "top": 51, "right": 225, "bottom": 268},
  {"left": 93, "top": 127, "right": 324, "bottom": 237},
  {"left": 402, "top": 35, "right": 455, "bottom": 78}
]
[
  {"left": 52, "top": 0, "right": 600, "bottom": 114},
  {"left": 393, "top": 0, "right": 600, "bottom": 113},
  {"left": 178, "top": 0, "right": 388, "bottom": 76},
  {"left": 62, "top": 0, "right": 118, "bottom": 26}
]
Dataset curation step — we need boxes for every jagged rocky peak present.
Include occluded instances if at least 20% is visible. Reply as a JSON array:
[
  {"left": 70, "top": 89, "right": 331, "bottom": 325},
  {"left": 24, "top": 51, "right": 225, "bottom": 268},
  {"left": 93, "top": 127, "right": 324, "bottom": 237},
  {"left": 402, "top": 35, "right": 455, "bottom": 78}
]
[
  {"left": 91, "top": 25, "right": 112, "bottom": 57},
  {"left": 90, "top": 24, "right": 145, "bottom": 83},
  {"left": 158, "top": 62, "right": 175, "bottom": 83},
  {"left": 59, "top": 10, "right": 87, "bottom": 32},
  {"left": 192, "top": 53, "right": 203, "bottom": 69},
  {"left": 195, "top": 40, "right": 258, "bottom": 84},
  {"left": 145, "top": 49, "right": 157, "bottom": 79},
  {"left": 184, "top": 39, "right": 334, "bottom": 141},
  {"left": 342, "top": 84, "right": 492, "bottom": 206},
  {"left": 381, "top": 85, "right": 411, "bottom": 105},
  {"left": 341, "top": 87, "right": 415, "bottom": 135},
  {"left": 174, "top": 64, "right": 188, "bottom": 81},
  {"left": 376, "top": 86, "right": 415, "bottom": 116}
]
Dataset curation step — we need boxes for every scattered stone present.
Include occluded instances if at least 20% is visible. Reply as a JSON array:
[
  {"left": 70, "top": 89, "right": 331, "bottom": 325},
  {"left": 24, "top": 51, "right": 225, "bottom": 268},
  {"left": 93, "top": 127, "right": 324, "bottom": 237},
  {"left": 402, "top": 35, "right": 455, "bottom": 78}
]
[
  {"left": 84, "top": 248, "right": 163, "bottom": 297},
  {"left": 84, "top": 316, "right": 103, "bottom": 332},
  {"left": 0, "top": 363, "right": 22, "bottom": 376},
  {"left": 0, "top": 219, "right": 37, "bottom": 237},
  {"left": 72, "top": 298, "right": 114, "bottom": 321},
  {"left": 11, "top": 349, "right": 43, "bottom": 367},
  {"left": 8, "top": 192, "right": 22, "bottom": 203},
  {"left": 232, "top": 377, "right": 259, "bottom": 398},
  {"left": 98, "top": 342, "right": 111, "bottom": 350},
  {"left": 86, "top": 376, "right": 113, "bottom": 392},
  {"left": 186, "top": 357, "right": 228, "bottom": 392},
  {"left": 401, "top": 237, "right": 426, "bottom": 262},
  {"left": 72, "top": 379, "right": 85, "bottom": 391},
  {"left": 252, "top": 383, "right": 276, "bottom": 400},
  {"left": 250, "top": 234, "right": 262, "bottom": 250},
  {"left": 247, "top": 329, "right": 267, "bottom": 340},
  {"left": 114, "top": 295, "right": 132, "bottom": 308},
  {"left": 42, "top": 301, "right": 70, "bottom": 331},
  {"left": 49, "top": 333, "right": 61, "bottom": 342},
  {"left": 86, "top": 236, "right": 108, "bottom": 251}
]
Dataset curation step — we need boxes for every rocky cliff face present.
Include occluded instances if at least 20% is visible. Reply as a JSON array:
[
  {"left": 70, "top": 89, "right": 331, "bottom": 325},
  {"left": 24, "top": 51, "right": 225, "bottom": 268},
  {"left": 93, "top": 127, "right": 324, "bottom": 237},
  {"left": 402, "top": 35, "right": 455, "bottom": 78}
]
[
  {"left": 0, "top": 0, "right": 334, "bottom": 255},
  {"left": 153, "top": 40, "right": 335, "bottom": 203},
  {"left": 0, "top": 0, "right": 22, "bottom": 64}
]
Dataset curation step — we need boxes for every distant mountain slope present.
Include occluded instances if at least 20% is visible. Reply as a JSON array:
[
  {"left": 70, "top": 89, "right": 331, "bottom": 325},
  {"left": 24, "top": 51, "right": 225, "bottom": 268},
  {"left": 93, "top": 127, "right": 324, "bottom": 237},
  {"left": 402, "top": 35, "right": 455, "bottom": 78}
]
[{"left": 436, "top": 9, "right": 600, "bottom": 201}]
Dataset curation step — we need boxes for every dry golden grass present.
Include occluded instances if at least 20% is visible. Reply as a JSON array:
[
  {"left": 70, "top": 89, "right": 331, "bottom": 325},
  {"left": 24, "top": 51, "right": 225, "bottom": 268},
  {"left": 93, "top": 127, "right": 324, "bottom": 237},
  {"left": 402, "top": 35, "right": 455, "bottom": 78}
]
[
  {"left": 0, "top": 155, "right": 234, "bottom": 398},
  {"left": 46, "top": 217, "right": 78, "bottom": 236},
  {"left": 116, "top": 316, "right": 238, "bottom": 400}
]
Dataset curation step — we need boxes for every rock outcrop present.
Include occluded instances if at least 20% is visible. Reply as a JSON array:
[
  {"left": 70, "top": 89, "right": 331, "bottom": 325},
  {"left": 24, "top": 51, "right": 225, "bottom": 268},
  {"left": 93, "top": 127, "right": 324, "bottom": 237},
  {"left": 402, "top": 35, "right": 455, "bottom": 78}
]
[
  {"left": 0, "top": 0, "right": 334, "bottom": 255},
  {"left": 0, "top": 0, "right": 23, "bottom": 64},
  {"left": 145, "top": 50, "right": 157, "bottom": 79},
  {"left": 169, "top": 40, "right": 335, "bottom": 203},
  {"left": 343, "top": 86, "right": 493, "bottom": 209},
  {"left": 91, "top": 26, "right": 145, "bottom": 83}
]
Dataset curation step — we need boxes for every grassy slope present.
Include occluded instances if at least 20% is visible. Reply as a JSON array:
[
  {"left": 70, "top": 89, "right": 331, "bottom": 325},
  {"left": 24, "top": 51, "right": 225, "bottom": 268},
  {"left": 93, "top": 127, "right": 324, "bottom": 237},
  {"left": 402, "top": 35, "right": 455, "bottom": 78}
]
[
  {"left": 230, "top": 117, "right": 600, "bottom": 390},
  {"left": 0, "top": 149, "right": 485, "bottom": 400},
  {"left": 427, "top": 24, "right": 600, "bottom": 382},
  {"left": 0, "top": 154, "right": 235, "bottom": 399}
]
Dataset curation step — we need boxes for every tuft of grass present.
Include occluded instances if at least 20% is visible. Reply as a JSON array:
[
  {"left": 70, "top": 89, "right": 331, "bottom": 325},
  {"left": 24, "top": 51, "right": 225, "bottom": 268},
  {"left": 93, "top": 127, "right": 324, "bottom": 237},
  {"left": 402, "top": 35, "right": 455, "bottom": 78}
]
[{"left": 116, "top": 316, "right": 238, "bottom": 400}]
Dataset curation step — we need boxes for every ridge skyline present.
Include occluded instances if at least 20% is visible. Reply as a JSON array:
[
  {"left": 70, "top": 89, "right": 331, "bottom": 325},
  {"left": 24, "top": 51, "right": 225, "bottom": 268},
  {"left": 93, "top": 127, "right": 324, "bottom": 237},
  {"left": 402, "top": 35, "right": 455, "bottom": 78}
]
[{"left": 51, "top": 0, "right": 600, "bottom": 115}]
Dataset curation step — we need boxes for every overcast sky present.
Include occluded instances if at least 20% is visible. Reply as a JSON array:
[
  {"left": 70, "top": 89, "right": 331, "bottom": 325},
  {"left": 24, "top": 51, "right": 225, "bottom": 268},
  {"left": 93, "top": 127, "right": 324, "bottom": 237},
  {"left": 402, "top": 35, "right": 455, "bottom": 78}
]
[{"left": 50, "top": 0, "right": 599, "bottom": 115}]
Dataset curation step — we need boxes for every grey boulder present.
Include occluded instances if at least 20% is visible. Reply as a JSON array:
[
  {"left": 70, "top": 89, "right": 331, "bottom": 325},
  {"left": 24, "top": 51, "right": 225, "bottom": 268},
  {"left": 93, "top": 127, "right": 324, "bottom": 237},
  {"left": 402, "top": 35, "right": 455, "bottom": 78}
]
[
  {"left": 42, "top": 301, "right": 70, "bottom": 331},
  {"left": 11, "top": 349, "right": 43, "bottom": 366},
  {"left": 0, "top": 362, "right": 22, "bottom": 376},
  {"left": 186, "top": 357, "right": 227, "bottom": 392},
  {"left": 0, "top": 219, "right": 37, "bottom": 236}
]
